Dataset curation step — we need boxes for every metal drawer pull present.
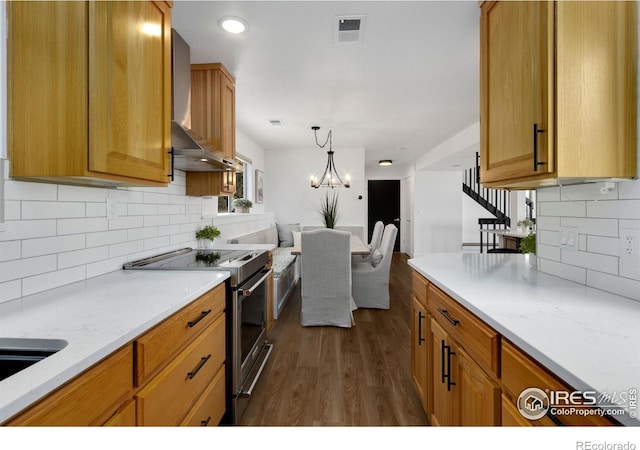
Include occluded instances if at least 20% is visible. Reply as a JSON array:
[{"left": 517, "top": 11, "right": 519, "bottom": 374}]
[
  {"left": 418, "top": 311, "right": 425, "bottom": 345},
  {"left": 187, "top": 354, "right": 211, "bottom": 380},
  {"left": 445, "top": 345, "right": 456, "bottom": 392},
  {"left": 201, "top": 416, "right": 212, "bottom": 427},
  {"left": 187, "top": 309, "right": 212, "bottom": 328},
  {"left": 437, "top": 308, "right": 460, "bottom": 326}
]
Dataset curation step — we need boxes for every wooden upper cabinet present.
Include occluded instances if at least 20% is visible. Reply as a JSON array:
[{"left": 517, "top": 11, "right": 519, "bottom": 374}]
[
  {"left": 480, "top": 1, "right": 637, "bottom": 189},
  {"left": 8, "top": 1, "right": 172, "bottom": 187},
  {"left": 190, "top": 63, "right": 237, "bottom": 161}
]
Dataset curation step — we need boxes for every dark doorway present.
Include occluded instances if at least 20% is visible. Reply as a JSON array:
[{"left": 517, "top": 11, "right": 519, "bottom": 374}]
[{"left": 368, "top": 180, "right": 400, "bottom": 252}]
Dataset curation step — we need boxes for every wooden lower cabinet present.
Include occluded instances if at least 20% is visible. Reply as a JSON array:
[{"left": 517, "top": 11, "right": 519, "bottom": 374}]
[
  {"left": 456, "top": 345, "right": 501, "bottom": 426},
  {"left": 135, "top": 313, "right": 226, "bottom": 426},
  {"left": 6, "top": 345, "right": 133, "bottom": 426},
  {"left": 430, "top": 318, "right": 458, "bottom": 426},
  {"left": 180, "top": 366, "right": 226, "bottom": 426},
  {"left": 3, "top": 285, "right": 228, "bottom": 427},
  {"left": 104, "top": 399, "right": 137, "bottom": 427}
]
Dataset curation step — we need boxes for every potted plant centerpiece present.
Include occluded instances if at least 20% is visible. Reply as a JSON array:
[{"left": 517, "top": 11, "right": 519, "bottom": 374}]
[
  {"left": 233, "top": 198, "right": 253, "bottom": 213},
  {"left": 519, "top": 232, "right": 536, "bottom": 267},
  {"left": 316, "top": 191, "right": 339, "bottom": 228},
  {"left": 195, "top": 225, "right": 221, "bottom": 249}
]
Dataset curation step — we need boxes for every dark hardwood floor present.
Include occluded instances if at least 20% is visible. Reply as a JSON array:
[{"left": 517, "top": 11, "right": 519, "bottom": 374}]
[{"left": 239, "top": 253, "right": 429, "bottom": 426}]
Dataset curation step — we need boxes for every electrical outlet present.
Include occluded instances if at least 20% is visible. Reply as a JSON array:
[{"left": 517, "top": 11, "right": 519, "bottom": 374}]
[
  {"left": 620, "top": 228, "right": 640, "bottom": 261},
  {"left": 106, "top": 198, "right": 118, "bottom": 220},
  {"left": 559, "top": 226, "right": 579, "bottom": 252}
]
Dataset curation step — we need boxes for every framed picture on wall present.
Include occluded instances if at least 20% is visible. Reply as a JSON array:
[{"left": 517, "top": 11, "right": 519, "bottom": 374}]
[{"left": 255, "top": 169, "right": 264, "bottom": 203}]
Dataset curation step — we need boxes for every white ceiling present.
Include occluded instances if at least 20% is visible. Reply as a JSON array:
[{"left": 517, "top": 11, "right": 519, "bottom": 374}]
[{"left": 172, "top": 1, "right": 480, "bottom": 170}]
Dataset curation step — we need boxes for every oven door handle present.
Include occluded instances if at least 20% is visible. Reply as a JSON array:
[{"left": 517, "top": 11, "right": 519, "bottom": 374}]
[{"left": 238, "top": 269, "right": 273, "bottom": 297}]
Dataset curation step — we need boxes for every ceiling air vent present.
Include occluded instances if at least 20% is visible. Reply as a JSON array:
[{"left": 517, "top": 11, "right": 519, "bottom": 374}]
[{"left": 335, "top": 15, "right": 366, "bottom": 43}]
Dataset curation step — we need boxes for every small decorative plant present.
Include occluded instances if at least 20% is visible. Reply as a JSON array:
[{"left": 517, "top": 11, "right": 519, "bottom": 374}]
[
  {"left": 316, "top": 191, "right": 339, "bottom": 229},
  {"left": 519, "top": 232, "right": 536, "bottom": 254},
  {"left": 232, "top": 198, "right": 253, "bottom": 208},
  {"left": 195, "top": 225, "right": 221, "bottom": 242},
  {"left": 517, "top": 218, "right": 534, "bottom": 230}
]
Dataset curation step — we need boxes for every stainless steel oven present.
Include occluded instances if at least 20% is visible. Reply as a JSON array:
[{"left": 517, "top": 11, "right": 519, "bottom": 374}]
[
  {"left": 234, "top": 267, "right": 273, "bottom": 419},
  {"left": 123, "top": 247, "right": 273, "bottom": 424}
]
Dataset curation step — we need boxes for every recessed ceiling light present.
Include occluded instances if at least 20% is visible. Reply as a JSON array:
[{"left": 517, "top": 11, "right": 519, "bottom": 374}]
[
  {"left": 219, "top": 17, "right": 248, "bottom": 34},
  {"left": 379, "top": 160, "right": 393, "bottom": 166}
]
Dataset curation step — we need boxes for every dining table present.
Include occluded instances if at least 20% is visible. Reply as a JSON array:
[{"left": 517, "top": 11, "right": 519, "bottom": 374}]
[{"left": 290, "top": 234, "right": 370, "bottom": 255}]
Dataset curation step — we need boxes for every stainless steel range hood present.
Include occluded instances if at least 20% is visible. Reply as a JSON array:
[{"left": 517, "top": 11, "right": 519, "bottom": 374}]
[{"left": 171, "top": 29, "right": 242, "bottom": 172}]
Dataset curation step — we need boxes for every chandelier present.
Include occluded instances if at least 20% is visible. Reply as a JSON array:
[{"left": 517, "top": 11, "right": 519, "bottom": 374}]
[{"left": 309, "top": 126, "right": 351, "bottom": 188}]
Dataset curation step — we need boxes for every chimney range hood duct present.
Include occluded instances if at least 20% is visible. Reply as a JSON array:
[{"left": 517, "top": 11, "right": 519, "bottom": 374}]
[{"left": 171, "top": 29, "right": 242, "bottom": 173}]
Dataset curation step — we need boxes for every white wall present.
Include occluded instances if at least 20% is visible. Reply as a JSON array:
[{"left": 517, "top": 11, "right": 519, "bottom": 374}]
[
  {"left": 413, "top": 170, "right": 462, "bottom": 256},
  {"left": 264, "top": 146, "right": 366, "bottom": 227}
]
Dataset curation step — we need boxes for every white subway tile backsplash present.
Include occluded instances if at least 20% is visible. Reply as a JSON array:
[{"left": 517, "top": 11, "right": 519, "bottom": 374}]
[
  {"left": 535, "top": 216, "right": 560, "bottom": 231},
  {"left": 58, "top": 185, "right": 107, "bottom": 202},
  {"left": 536, "top": 243, "right": 561, "bottom": 261},
  {"left": 127, "top": 227, "right": 157, "bottom": 241},
  {"left": 127, "top": 203, "right": 158, "bottom": 216},
  {"left": 144, "top": 236, "right": 171, "bottom": 250},
  {"left": 539, "top": 258, "right": 586, "bottom": 285},
  {"left": 58, "top": 246, "right": 109, "bottom": 269},
  {"left": 4, "top": 201, "right": 20, "bottom": 220},
  {"left": 0, "top": 220, "right": 57, "bottom": 242},
  {"left": 144, "top": 215, "right": 169, "bottom": 227},
  {"left": 170, "top": 233, "right": 192, "bottom": 245},
  {"left": 157, "top": 224, "right": 181, "bottom": 237},
  {"left": 108, "top": 216, "right": 143, "bottom": 231},
  {"left": 561, "top": 250, "right": 618, "bottom": 275},
  {"left": 109, "top": 240, "right": 144, "bottom": 258},
  {"left": 22, "top": 234, "right": 85, "bottom": 258},
  {"left": 109, "top": 188, "right": 144, "bottom": 203},
  {"left": 143, "top": 192, "right": 170, "bottom": 205},
  {"left": 537, "top": 230, "right": 559, "bottom": 246},
  {"left": 22, "top": 266, "right": 86, "bottom": 297},
  {"left": 4, "top": 180, "right": 57, "bottom": 201},
  {"left": 0, "top": 241, "right": 21, "bottom": 262},
  {"left": 587, "top": 199, "right": 640, "bottom": 220},
  {"left": 559, "top": 217, "right": 619, "bottom": 237},
  {"left": 586, "top": 236, "right": 621, "bottom": 256},
  {"left": 0, "top": 255, "right": 57, "bottom": 283},
  {"left": 587, "top": 270, "right": 640, "bottom": 301},
  {"left": 538, "top": 201, "right": 586, "bottom": 217},
  {"left": 558, "top": 182, "right": 618, "bottom": 202},
  {"left": 0, "top": 280, "right": 21, "bottom": 304},
  {"left": 157, "top": 204, "right": 183, "bottom": 215},
  {"left": 536, "top": 186, "right": 561, "bottom": 202},
  {"left": 86, "top": 230, "right": 128, "bottom": 248},
  {"left": 86, "top": 202, "right": 106, "bottom": 217},
  {"left": 86, "top": 256, "right": 128, "bottom": 279},
  {"left": 618, "top": 179, "right": 640, "bottom": 200},
  {"left": 22, "top": 201, "right": 85, "bottom": 219},
  {"left": 58, "top": 218, "right": 108, "bottom": 235}
]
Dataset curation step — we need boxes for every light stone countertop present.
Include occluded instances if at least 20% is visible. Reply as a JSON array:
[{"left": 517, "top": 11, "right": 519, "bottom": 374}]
[
  {"left": 0, "top": 269, "right": 230, "bottom": 424},
  {"left": 408, "top": 253, "right": 640, "bottom": 426}
]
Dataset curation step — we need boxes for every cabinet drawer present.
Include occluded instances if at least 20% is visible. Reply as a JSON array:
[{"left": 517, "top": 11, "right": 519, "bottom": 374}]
[
  {"left": 135, "top": 313, "right": 226, "bottom": 426},
  {"left": 180, "top": 365, "right": 226, "bottom": 427},
  {"left": 412, "top": 271, "right": 428, "bottom": 308},
  {"left": 7, "top": 345, "right": 132, "bottom": 426},
  {"left": 502, "top": 340, "right": 617, "bottom": 426},
  {"left": 104, "top": 399, "right": 136, "bottom": 426},
  {"left": 427, "top": 284, "right": 499, "bottom": 377},
  {"left": 135, "top": 283, "right": 225, "bottom": 386}
]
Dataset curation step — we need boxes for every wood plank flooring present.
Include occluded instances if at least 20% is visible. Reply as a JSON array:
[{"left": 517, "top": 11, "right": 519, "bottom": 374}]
[{"left": 239, "top": 253, "right": 429, "bottom": 426}]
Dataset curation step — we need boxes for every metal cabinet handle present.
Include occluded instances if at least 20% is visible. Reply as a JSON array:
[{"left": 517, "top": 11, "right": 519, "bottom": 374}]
[
  {"left": 437, "top": 308, "right": 460, "bottom": 326},
  {"left": 533, "top": 123, "right": 546, "bottom": 172},
  {"left": 187, "top": 354, "right": 211, "bottom": 380},
  {"left": 187, "top": 309, "right": 212, "bottom": 328},
  {"left": 440, "top": 340, "right": 447, "bottom": 384},
  {"left": 418, "top": 311, "right": 425, "bottom": 345},
  {"left": 201, "top": 416, "right": 212, "bottom": 427},
  {"left": 445, "top": 345, "right": 456, "bottom": 392},
  {"left": 168, "top": 148, "right": 175, "bottom": 181}
]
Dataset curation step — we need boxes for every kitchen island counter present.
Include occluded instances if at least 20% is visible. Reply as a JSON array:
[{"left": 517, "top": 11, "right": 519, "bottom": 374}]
[
  {"left": 408, "top": 253, "right": 640, "bottom": 426},
  {"left": 0, "top": 269, "right": 229, "bottom": 423}
]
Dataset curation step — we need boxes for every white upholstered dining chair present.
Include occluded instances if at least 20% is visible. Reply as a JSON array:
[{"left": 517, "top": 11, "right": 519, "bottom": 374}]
[
  {"left": 351, "top": 223, "right": 398, "bottom": 309},
  {"left": 300, "top": 229, "right": 357, "bottom": 328}
]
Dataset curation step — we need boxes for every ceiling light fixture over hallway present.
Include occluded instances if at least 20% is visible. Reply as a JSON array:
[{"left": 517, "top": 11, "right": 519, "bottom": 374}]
[
  {"left": 309, "top": 126, "right": 351, "bottom": 189},
  {"left": 219, "top": 17, "right": 248, "bottom": 34},
  {"left": 378, "top": 160, "right": 393, "bottom": 166}
]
